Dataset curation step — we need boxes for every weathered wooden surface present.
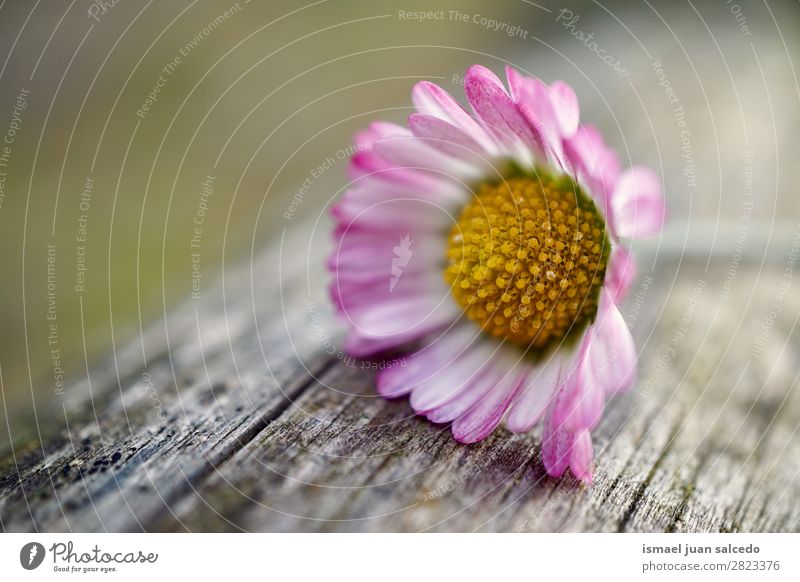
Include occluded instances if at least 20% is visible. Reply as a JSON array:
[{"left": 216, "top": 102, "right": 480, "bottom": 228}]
[
  {"left": 2, "top": 0, "right": 800, "bottom": 533},
  {"left": 1, "top": 219, "right": 800, "bottom": 532}
]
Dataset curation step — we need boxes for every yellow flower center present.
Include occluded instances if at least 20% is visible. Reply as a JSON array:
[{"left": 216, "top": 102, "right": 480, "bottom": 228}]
[{"left": 445, "top": 170, "right": 610, "bottom": 351}]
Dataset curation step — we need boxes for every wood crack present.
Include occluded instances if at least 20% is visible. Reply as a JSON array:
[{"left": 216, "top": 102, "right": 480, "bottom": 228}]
[{"left": 616, "top": 420, "right": 681, "bottom": 532}]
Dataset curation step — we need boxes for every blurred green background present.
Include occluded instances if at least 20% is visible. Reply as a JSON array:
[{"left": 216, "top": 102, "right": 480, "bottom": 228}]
[
  {"left": 1, "top": 0, "right": 799, "bottom": 448},
  {"left": 0, "top": 0, "right": 536, "bottom": 434}
]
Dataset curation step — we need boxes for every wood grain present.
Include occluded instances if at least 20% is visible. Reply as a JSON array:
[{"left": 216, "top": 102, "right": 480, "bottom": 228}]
[
  {"left": 2, "top": 220, "right": 799, "bottom": 532},
  {"left": 3, "top": 2, "right": 800, "bottom": 531}
]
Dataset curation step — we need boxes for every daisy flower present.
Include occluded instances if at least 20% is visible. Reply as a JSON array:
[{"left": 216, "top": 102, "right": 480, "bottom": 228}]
[{"left": 328, "top": 65, "right": 665, "bottom": 484}]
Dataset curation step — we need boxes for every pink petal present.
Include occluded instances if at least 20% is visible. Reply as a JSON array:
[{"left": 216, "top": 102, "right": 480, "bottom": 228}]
[
  {"left": 451, "top": 364, "right": 526, "bottom": 443},
  {"left": 549, "top": 81, "right": 580, "bottom": 137},
  {"left": 332, "top": 190, "right": 456, "bottom": 233},
  {"left": 354, "top": 121, "right": 409, "bottom": 150},
  {"left": 331, "top": 271, "right": 446, "bottom": 316},
  {"left": 375, "top": 324, "right": 477, "bottom": 398},
  {"left": 407, "top": 113, "right": 493, "bottom": 167},
  {"left": 411, "top": 80, "right": 498, "bottom": 154},
  {"left": 347, "top": 151, "right": 463, "bottom": 197},
  {"left": 410, "top": 341, "right": 495, "bottom": 411},
  {"left": 347, "top": 294, "right": 457, "bottom": 335},
  {"left": 423, "top": 350, "right": 521, "bottom": 423},
  {"left": 611, "top": 166, "right": 666, "bottom": 239},
  {"left": 563, "top": 124, "right": 621, "bottom": 218},
  {"left": 344, "top": 320, "right": 446, "bottom": 359},
  {"left": 587, "top": 292, "right": 638, "bottom": 394},
  {"left": 569, "top": 429, "right": 594, "bottom": 484},
  {"left": 342, "top": 296, "right": 460, "bottom": 358},
  {"left": 560, "top": 350, "right": 605, "bottom": 432},
  {"left": 541, "top": 398, "right": 575, "bottom": 478},
  {"left": 424, "top": 360, "right": 504, "bottom": 424},
  {"left": 339, "top": 179, "right": 466, "bottom": 214},
  {"left": 606, "top": 246, "right": 637, "bottom": 304},
  {"left": 505, "top": 67, "right": 561, "bottom": 165},
  {"left": 564, "top": 125, "right": 612, "bottom": 177},
  {"left": 464, "top": 65, "right": 541, "bottom": 162},
  {"left": 372, "top": 134, "right": 481, "bottom": 179},
  {"left": 506, "top": 353, "right": 563, "bottom": 433},
  {"left": 330, "top": 230, "right": 442, "bottom": 272},
  {"left": 331, "top": 266, "right": 431, "bottom": 287}
]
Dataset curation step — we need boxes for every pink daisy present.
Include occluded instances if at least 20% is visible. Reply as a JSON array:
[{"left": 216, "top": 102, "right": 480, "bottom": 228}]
[{"left": 328, "top": 65, "right": 665, "bottom": 484}]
